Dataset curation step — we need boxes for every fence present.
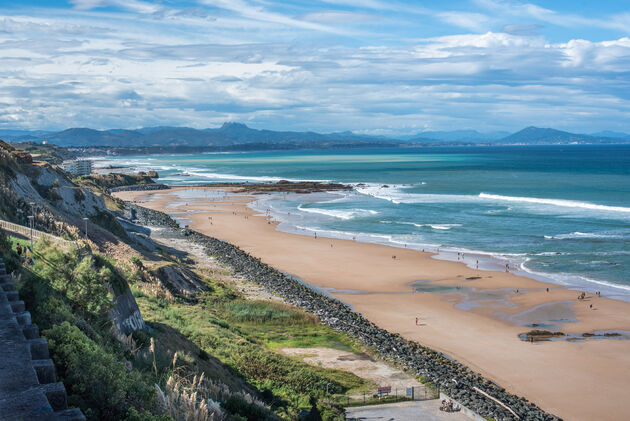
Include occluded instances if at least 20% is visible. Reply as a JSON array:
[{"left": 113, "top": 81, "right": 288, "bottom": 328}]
[
  {"left": 0, "top": 218, "right": 78, "bottom": 249},
  {"left": 335, "top": 384, "right": 439, "bottom": 407}
]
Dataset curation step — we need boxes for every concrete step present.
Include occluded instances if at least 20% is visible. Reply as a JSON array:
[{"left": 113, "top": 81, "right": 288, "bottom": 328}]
[
  {"left": 0, "top": 388, "right": 54, "bottom": 421},
  {"left": 6, "top": 290, "right": 19, "bottom": 302},
  {"left": 1, "top": 280, "right": 14, "bottom": 291},
  {"left": 10, "top": 300, "right": 25, "bottom": 313},
  {"left": 54, "top": 408, "right": 86, "bottom": 421},
  {"left": 39, "top": 382, "right": 68, "bottom": 411},
  {"left": 16, "top": 311, "right": 31, "bottom": 326},
  {"left": 32, "top": 359, "right": 56, "bottom": 384},
  {"left": 22, "top": 324, "right": 40, "bottom": 340},
  {"left": 0, "top": 303, "right": 16, "bottom": 319},
  {"left": 29, "top": 338, "right": 50, "bottom": 360}
]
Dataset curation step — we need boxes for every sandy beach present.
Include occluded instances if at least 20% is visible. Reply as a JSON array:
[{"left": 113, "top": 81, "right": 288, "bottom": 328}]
[{"left": 115, "top": 186, "right": 630, "bottom": 421}]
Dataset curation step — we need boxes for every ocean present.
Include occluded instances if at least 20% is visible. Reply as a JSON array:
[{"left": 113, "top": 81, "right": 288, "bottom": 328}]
[{"left": 97, "top": 145, "right": 630, "bottom": 299}]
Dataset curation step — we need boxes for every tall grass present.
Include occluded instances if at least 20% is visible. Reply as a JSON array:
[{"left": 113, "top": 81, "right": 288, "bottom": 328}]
[{"left": 227, "top": 300, "right": 316, "bottom": 324}]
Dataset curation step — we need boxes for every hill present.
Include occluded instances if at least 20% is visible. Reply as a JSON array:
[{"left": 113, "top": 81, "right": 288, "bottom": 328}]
[
  {"left": 3, "top": 124, "right": 629, "bottom": 150},
  {"left": 403, "top": 129, "right": 509, "bottom": 143},
  {"left": 499, "top": 126, "right": 619, "bottom": 144},
  {"left": 25, "top": 123, "right": 401, "bottom": 148}
]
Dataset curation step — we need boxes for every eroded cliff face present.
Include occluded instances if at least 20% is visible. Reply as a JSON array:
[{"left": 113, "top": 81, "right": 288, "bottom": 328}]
[
  {"left": 9, "top": 164, "right": 105, "bottom": 218},
  {"left": 1, "top": 142, "right": 148, "bottom": 337}
]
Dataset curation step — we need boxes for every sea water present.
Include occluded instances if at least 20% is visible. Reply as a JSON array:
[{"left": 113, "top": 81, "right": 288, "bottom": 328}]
[{"left": 97, "top": 145, "right": 630, "bottom": 299}]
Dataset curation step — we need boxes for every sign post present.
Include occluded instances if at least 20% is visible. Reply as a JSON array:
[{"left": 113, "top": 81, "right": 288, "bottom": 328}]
[{"left": 377, "top": 386, "right": 392, "bottom": 399}]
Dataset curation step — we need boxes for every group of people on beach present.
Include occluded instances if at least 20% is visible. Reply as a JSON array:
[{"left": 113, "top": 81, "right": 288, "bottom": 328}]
[{"left": 577, "top": 291, "right": 602, "bottom": 310}]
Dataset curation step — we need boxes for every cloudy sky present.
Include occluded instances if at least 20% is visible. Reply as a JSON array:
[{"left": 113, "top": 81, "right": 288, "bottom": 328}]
[{"left": 1, "top": 0, "right": 629, "bottom": 135}]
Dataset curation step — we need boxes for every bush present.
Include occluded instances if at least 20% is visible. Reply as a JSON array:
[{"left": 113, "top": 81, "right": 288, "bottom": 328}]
[
  {"left": 0, "top": 231, "right": 20, "bottom": 273},
  {"left": 33, "top": 248, "right": 112, "bottom": 321},
  {"left": 223, "top": 396, "right": 272, "bottom": 421},
  {"left": 45, "top": 322, "right": 157, "bottom": 421},
  {"left": 233, "top": 347, "right": 340, "bottom": 396}
]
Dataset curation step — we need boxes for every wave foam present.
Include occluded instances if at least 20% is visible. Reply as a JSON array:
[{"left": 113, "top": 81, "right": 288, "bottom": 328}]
[
  {"left": 298, "top": 205, "right": 378, "bottom": 220},
  {"left": 479, "top": 193, "right": 630, "bottom": 214},
  {"left": 187, "top": 170, "right": 329, "bottom": 184},
  {"left": 545, "top": 231, "right": 625, "bottom": 240}
]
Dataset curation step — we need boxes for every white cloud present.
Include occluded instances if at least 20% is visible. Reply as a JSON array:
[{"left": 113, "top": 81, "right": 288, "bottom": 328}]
[
  {"left": 474, "top": 0, "right": 630, "bottom": 32},
  {"left": 437, "top": 12, "right": 490, "bottom": 31},
  {"left": 0, "top": 2, "right": 629, "bottom": 133},
  {"left": 70, "top": 0, "right": 161, "bottom": 14},
  {"left": 301, "top": 11, "right": 375, "bottom": 24}
]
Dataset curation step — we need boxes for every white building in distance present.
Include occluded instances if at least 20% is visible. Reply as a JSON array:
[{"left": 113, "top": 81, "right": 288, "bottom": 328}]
[{"left": 61, "top": 159, "right": 92, "bottom": 175}]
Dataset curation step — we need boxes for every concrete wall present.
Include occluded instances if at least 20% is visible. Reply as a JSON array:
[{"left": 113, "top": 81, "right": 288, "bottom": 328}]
[{"left": 109, "top": 290, "right": 146, "bottom": 335}]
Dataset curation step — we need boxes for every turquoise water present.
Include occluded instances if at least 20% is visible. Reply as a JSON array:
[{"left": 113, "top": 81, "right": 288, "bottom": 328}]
[{"left": 99, "top": 145, "right": 630, "bottom": 298}]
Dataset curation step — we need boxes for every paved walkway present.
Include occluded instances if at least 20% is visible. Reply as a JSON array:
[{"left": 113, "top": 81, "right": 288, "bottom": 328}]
[{"left": 346, "top": 400, "right": 472, "bottom": 421}]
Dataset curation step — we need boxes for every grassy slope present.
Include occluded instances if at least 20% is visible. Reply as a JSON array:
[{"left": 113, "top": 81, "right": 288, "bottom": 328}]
[
  {"left": 134, "top": 278, "right": 374, "bottom": 418},
  {"left": 2, "top": 231, "right": 374, "bottom": 420}
]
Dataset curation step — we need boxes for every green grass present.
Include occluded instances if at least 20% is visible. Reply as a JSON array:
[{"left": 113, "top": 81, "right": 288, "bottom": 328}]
[
  {"left": 227, "top": 300, "right": 312, "bottom": 324},
  {"left": 224, "top": 300, "right": 359, "bottom": 351},
  {"left": 136, "top": 290, "right": 372, "bottom": 415}
]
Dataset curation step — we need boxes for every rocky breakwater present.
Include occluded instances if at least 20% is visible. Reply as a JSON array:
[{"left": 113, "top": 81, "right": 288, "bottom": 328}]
[
  {"left": 109, "top": 183, "right": 170, "bottom": 193},
  {"left": 130, "top": 204, "right": 560, "bottom": 421},
  {"left": 201, "top": 180, "right": 353, "bottom": 194}
]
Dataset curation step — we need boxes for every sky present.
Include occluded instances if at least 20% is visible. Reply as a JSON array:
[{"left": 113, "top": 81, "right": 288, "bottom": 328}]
[{"left": 0, "top": 0, "right": 629, "bottom": 135}]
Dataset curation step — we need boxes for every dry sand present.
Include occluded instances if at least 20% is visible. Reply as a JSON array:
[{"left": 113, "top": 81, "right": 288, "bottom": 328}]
[{"left": 116, "top": 187, "right": 630, "bottom": 421}]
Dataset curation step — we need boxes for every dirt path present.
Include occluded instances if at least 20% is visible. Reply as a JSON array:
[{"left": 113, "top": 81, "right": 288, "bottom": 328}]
[{"left": 280, "top": 347, "right": 428, "bottom": 398}]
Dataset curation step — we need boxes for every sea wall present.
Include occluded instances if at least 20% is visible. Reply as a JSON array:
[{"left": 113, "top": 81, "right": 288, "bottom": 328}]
[{"left": 129, "top": 203, "right": 560, "bottom": 421}]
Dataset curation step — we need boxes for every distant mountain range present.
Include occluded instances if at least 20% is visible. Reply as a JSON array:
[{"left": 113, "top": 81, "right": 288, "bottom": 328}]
[{"left": 1, "top": 123, "right": 628, "bottom": 148}]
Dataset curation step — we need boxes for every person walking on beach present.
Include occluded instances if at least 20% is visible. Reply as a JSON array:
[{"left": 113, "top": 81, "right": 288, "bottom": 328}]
[
  {"left": 415, "top": 317, "right": 418, "bottom": 326},
  {"left": 505, "top": 264, "right": 509, "bottom": 273},
  {"left": 476, "top": 260, "right": 479, "bottom": 269}
]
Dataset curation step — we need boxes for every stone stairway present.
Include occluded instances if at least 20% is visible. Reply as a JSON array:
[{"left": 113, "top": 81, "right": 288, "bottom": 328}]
[{"left": 0, "top": 258, "right": 85, "bottom": 421}]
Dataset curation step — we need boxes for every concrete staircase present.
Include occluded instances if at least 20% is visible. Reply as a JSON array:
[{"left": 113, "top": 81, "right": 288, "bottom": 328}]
[{"left": 0, "top": 258, "right": 85, "bottom": 421}]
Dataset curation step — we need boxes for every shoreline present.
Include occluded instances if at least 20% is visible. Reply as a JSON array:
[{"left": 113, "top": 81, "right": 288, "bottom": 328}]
[
  {"left": 245, "top": 192, "right": 630, "bottom": 303},
  {"left": 116, "top": 186, "right": 630, "bottom": 421}
]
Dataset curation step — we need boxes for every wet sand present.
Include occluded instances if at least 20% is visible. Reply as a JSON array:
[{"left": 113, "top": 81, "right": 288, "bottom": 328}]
[{"left": 116, "top": 187, "right": 630, "bottom": 421}]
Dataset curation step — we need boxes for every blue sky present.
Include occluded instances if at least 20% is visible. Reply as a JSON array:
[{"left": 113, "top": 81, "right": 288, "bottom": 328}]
[{"left": 0, "top": 0, "right": 629, "bottom": 135}]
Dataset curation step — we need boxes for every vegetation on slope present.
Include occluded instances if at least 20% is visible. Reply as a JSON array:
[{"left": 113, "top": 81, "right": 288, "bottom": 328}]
[
  {"left": 12, "top": 141, "right": 76, "bottom": 165},
  {"left": 75, "top": 173, "right": 157, "bottom": 192},
  {"left": 133, "top": 266, "right": 371, "bottom": 419},
  {"left": 1, "top": 232, "right": 371, "bottom": 420}
]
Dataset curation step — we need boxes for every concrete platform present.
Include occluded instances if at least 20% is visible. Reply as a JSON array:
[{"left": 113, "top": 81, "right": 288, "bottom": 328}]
[{"left": 346, "top": 400, "right": 473, "bottom": 421}]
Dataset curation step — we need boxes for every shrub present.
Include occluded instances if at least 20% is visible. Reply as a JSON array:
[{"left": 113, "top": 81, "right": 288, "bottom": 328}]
[
  {"left": 45, "top": 322, "right": 157, "bottom": 421},
  {"left": 223, "top": 396, "right": 271, "bottom": 421}
]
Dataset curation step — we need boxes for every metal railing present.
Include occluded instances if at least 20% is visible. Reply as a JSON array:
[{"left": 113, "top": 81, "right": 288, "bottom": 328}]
[
  {"left": 334, "top": 385, "right": 439, "bottom": 407},
  {"left": 0, "top": 218, "right": 78, "bottom": 249}
]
